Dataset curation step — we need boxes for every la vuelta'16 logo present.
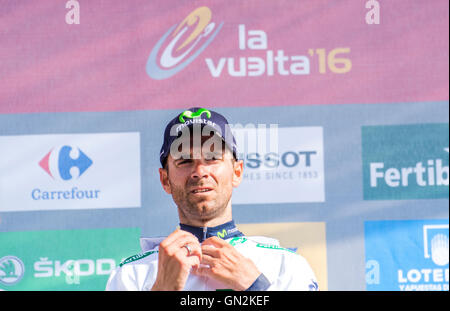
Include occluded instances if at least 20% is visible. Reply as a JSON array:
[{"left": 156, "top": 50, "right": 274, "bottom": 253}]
[{"left": 146, "top": 7, "right": 223, "bottom": 80}]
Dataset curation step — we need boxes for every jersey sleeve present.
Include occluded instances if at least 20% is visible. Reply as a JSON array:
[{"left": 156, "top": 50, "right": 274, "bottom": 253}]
[
  {"left": 105, "top": 266, "right": 140, "bottom": 291},
  {"left": 270, "top": 252, "right": 319, "bottom": 291}
]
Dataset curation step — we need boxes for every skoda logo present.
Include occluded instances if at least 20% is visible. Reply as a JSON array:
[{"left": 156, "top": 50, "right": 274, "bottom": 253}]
[{"left": 0, "top": 256, "right": 25, "bottom": 286}]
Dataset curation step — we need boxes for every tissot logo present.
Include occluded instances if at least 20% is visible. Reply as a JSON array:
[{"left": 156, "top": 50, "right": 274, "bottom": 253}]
[
  {"left": 39, "top": 145, "right": 93, "bottom": 181},
  {"left": 232, "top": 126, "right": 325, "bottom": 204}
]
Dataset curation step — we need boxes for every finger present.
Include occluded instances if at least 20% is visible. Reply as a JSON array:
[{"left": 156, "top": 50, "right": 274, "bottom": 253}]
[
  {"left": 185, "top": 254, "right": 201, "bottom": 269},
  {"left": 173, "top": 234, "right": 201, "bottom": 249},
  {"left": 179, "top": 240, "right": 202, "bottom": 260},
  {"left": 160, "top": 234, "right": 202, "bottom": 261},
  {"left": 201, "top": 244, "right": 221, "bottom": 258},
  {"left": 161, "top": 228, "right": 197, "bottom": 249},
  {"left": 199, "top": 254, "right": 216, "bottom": 267},
  {"left": 202, "top": 236, "right": 229, "bottom": 247},
  {"left": 172, "top": 236, "right": 202, "bottom": 258},
  {"left": 161, "top": 231, "right": 200, "bottom": 253},
  {"left": 191, "top": 266, "right": 212, "bottom": 278}
]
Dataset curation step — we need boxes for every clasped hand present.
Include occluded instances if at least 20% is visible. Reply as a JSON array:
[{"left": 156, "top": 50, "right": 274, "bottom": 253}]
[{"left": 151, "top": 229, "right": 260, "bottom": 291}]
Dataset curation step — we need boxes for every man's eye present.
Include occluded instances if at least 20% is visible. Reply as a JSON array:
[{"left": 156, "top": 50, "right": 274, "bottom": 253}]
[
  {"left": 177, "top": 159, "right": 192, "bottom": 165},
  {"left": 206, "top": 155, "right": 222, "bottom": 161}
]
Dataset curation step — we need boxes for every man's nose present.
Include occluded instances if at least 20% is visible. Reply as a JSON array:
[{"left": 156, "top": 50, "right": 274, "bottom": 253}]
[{"left": 190, "top": 160, "right": 209, "bottom": 179}]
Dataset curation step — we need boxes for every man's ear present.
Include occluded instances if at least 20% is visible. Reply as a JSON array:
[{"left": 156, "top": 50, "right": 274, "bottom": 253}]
[
  {"left": 232, "top": 160, "right": 244, "bottom": 188},
  {"left": 159, "top": 167, "right": 172, "bottom": 194}
]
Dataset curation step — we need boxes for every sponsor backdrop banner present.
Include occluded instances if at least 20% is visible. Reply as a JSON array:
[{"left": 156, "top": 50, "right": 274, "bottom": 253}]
[
  {"left": 0, "top": 228, "right": 141, "bottom": 290},
  {"left": 362, "top": 124, "right": 449, "bottom": 201},
  {"left": 0, "top": 132, "right": 141, "bottom": 212},
  {"left": 233, "top": 126, "right": 325, "bottom": 204},
  {"left": 0, "top": 1, "right": 448, "bottom": 290},
  {"left": 365, "top": 220, "right": 449, "bottom": 291}
]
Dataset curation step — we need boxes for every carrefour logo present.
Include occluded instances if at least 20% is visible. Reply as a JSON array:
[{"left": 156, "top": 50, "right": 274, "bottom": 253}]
[
  {"left": 34, "top": 145, "right": 97, "bottom": 201},
  {"left": 39, "top": 145, "right": 93, "bottom": 181},
  {"left": 362, "top": 123, "right": 449, "bottom": 200},
  {"left": 146, "top": 6, "right": 223, "bottom": 80},
  {"left": 0, "top": 133, "right": 141, "bottom": 212}
]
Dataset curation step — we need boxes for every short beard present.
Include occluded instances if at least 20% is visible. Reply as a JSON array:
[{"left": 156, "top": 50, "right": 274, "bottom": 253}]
[{"left": 169, "top": 179, "right": 231, "bottom": 223}]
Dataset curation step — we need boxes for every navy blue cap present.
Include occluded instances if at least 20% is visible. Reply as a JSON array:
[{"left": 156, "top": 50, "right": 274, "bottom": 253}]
[{"left": 160, "top": 107, "right": 238, "bottom": 167}]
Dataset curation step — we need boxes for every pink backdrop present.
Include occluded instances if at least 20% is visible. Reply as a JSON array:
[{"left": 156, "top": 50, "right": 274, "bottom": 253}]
[{"left": 1, "top": 0, "right": 448, "bottom": 114}]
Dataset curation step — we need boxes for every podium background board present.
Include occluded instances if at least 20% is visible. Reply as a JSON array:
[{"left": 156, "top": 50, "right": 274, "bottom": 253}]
[{"left": 0, "top": 0, "right": 448, "bottom": 290}]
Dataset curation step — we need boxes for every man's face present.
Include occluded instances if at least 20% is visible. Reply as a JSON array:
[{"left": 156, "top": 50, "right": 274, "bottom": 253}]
[{"left": 159, "top": 133, "right": 243, "bottom": 223}]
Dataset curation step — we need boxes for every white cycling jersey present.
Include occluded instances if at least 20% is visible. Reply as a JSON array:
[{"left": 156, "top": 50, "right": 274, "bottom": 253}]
[{"left": 106, "top": 234, "right": 319, "bottom": 291}]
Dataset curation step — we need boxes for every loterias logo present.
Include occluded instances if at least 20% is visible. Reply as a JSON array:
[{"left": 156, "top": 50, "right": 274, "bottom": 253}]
[
  {"left": 146, "top": 7, "right": 351, "bottom": 80},
  {"left": 362, "top": 123, "right": 449, "bottom": 200},
  {"left": 39, "top": 145, "right": 93, "bottom": 181},
  {"left": 365, "top": 220, "right": 449, "bottom": 291},
  {"left": 146, "top": 6, "right": 223, "bottom": 80}
]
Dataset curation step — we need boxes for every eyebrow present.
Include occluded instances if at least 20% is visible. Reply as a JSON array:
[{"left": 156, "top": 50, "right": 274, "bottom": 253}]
[
  {"left": 204, "top": 151, "right": 224, "bottom": 158},
  {"left": 173, "top": 150, "right": 225, "bottom": 161},
  {"left": 174, "top": 154, "right": 192, "bottom": 161}
]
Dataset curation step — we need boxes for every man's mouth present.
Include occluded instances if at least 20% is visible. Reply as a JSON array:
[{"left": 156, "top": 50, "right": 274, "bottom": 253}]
[{"left": 191, "top": 188, "right": 213, "bottom": 194}]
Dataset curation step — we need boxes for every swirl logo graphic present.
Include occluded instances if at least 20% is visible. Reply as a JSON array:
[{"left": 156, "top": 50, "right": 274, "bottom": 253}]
[
  {"left": 146, "top": 7, "right": 223, "bottom": 80},
  {"left": 0, "top": 256, "right": 25, "bottom": 286},
  {"left": 39, "top": 145, "right": 93, "bottom": 181},
  {"left": 178, "top": 108, "right": 211, "bottom": 122}
]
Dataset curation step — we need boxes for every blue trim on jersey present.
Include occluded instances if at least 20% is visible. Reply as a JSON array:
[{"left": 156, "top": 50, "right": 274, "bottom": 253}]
[
  {"left": 180, "top": 220, "right": 244, "bottom": 243},
  {"left": 246, "top": 273, "right": 271, "bottom": 291}
]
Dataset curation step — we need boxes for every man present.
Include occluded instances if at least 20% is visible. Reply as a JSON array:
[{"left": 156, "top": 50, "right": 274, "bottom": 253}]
[{"left": 106, "top": 107, "right": 319, "bottom": 291}]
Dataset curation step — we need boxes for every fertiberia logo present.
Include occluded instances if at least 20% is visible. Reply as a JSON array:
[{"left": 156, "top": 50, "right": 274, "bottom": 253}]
[
  {"left": 362, "top": 123, "right": 449, "bottom": 200},
  {"left": 146, "top": 6, "right": 223, "bottom": 80}
]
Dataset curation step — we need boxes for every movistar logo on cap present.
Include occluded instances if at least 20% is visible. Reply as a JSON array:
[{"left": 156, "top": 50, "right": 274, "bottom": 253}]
[{"left": 179, "top": 108, "right": 211, "bottom": 123}]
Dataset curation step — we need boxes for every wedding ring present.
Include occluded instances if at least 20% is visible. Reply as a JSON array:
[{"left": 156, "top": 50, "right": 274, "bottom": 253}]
[{"left": 183, "top": 244, "right": 192, "bottom": 256}]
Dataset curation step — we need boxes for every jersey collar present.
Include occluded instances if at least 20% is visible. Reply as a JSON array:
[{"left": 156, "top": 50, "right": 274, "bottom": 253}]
[{"left": 179, "top": 220, "right": 244, "bottom": 243}]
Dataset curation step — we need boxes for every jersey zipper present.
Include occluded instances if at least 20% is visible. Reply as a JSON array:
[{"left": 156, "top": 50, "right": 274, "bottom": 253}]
[{"left": 202, "top": 226, "right": 207, "bottom": 242}]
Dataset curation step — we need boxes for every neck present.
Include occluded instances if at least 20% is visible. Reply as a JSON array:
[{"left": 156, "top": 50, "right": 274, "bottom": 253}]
[
  {"left": 177, "top": 202, "right": 233, "bottom": 228},
  {"left": 179, "top": 219, "right": 243, "bottom": 242}
]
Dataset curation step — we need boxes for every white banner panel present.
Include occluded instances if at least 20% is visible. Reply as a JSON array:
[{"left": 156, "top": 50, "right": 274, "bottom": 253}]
[
  {"left": 232, "top": 126, "right": 325, "bottom": 204},
  {"left": 0, "top": 132, "right": 141, "bottom": 211}
]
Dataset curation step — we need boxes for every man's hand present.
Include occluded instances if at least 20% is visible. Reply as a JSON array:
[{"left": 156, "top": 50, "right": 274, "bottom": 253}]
[
  {"left": 151, "top": 229, "right": 202, "bottom": 291},
  {"left": 192, "top": 236, "right": 261, "bottom": 291}
]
